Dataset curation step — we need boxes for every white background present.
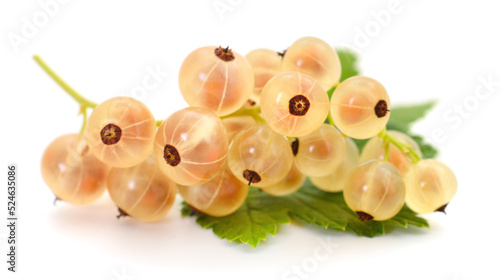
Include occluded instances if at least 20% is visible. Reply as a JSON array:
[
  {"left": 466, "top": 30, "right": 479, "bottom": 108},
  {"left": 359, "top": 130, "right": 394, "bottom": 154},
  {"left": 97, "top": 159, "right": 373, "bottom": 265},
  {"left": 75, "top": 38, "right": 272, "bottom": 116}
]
[{"left": 1, "top": 0, "right": 499, "bottom": 279}]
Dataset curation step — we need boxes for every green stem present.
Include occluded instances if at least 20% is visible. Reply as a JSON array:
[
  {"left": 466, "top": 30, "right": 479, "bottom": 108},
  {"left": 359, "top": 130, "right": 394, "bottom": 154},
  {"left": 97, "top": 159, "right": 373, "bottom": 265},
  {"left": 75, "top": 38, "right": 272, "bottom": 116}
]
[
  {"left": 33, "top": 55, "right": 98, "bottom": 109},
  {"left": 327, "top": 112, "right": 335, "bottom": 126},
  {"left": 156, "top": 119, "right": 164, "bottom": 127},
  {"left": 383, "top": 139, "right": 390, "bottom": 161},
  {"left": 221, "top": 106, "right": 265, "bottom": 123},
  {"left": 378, "top": 128, "right": 421, "bottom": 163}
]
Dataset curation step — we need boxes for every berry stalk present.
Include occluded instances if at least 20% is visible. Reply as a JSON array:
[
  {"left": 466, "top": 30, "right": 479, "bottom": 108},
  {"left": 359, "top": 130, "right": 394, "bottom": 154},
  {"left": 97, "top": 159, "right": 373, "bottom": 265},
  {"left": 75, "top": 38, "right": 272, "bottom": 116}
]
[
  {"left": 34, "top": 55, "right": 98, "bottom": 134},
  {"left": 156, "top": 120, "right": 164, "bottom": 127},
  {"left": 327, "top": 111, "right": 335, "bottom": 127},
  {"left": 379, "top": 128, "right": 421, "bottom": 163},
  {"left": 33, "top": 55, "right": 98, "bottom": 109},
  {"left": 383, "top": 139, "right": 390, "bottom": 161},
  {"left": 220, "top": 106, "right": 265, "bottom": 123}
]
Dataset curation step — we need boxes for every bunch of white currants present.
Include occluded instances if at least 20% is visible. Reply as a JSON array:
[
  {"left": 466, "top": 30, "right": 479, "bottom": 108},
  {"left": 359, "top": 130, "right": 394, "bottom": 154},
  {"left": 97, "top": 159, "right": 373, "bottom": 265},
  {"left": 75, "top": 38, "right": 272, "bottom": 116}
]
[{"left": 41, "top": 37, "right": 457, "bottom": 223}]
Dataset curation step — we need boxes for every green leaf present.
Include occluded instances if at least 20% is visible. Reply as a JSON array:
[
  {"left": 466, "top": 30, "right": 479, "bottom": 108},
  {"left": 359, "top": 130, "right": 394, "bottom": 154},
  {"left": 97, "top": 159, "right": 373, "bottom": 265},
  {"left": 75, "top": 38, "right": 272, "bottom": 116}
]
[
  {"left": 181, "top": 189, "right": 292, "bottom": 248},
  {"left": 387, "top": 101, "right": 438, "bottom": 158},
  {"left": 327, "top": 49, "right": 360, "bottom": 98},
  {"left": 336, "top": 49, "right": 359, "bottom": 83},
  {"left": 410, "top": 135, "right": 438, "bottom": 159},
  {"left": 182, "top": 180, "right": 428, "bottom": 248},
  {"left": 387, "top": 101, "right": 437, "bottom": 133}
]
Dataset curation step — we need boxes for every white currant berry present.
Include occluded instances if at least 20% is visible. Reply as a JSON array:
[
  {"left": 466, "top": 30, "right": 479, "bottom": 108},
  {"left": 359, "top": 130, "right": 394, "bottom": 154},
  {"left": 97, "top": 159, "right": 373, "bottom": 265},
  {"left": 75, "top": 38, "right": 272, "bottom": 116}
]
[
  {"left": 245, "top": 48, "right": 282, "bottom": 106},
  {"left": 293, "top": 124, "right": 346, "bottom": 177},
  {"left": 282, "top": 36, "right": 341, "bottom": 90},
  {"left": 227, "top": 124, "right": 293, "bottom": 187},
  {"left": 310, "top": 137, "right": 359, "bottom": 192},
  {"left": 261, "top": 72, "right": 329, "bottom": 137},
  {"left": 178, "top": 164, "right": 249, "bottom": 217},
  {"left": 330, "top": 76, "right": 390, "bottom": 139},
  {"left": 86, "top": 97, "right": 156, "bottom": 168},
  {"left": 107, "top": 157, "right": 177, "bottom": 222},
  {"left": 404, "top": 159, "right": 457, "bottom": 214},
  {"left": 41, "top": 134, "right": 110, "bottom": 204},
  {"left": 344, "top": 160, "right": 406, "bottom": 221},
  {"left": 179, "top": 46, "right": 254, "bottom": 116},
  {"left": 154, "top": 107, "right": 229, "bottom": 186},
  {"left": 261, "top": 162, "right": 305, "bottom": 196}
]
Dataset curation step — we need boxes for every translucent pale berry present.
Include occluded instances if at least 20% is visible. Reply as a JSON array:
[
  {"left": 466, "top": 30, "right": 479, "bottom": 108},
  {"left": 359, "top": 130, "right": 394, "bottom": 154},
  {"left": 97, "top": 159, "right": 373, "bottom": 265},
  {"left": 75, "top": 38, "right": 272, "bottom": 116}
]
[
  {"left": 86, "top": 97, "right": 156, "bottom": 168},
  {"left": 330, "top": 76, "right": 390, "bottom": 139},
  {"left": 262, "top": 162, "right": 305, "bottom": 196},
  {"left": 310, "top": 137, "right": 359, "bottom": 192},
  {"left": 41, "top": 134, "right": 110, "bottom": 204},
  {"left": 245, "top": 48, "right": 282, "bottom": 106},
  {"left": 360, "top": 130, "right": 422, "bottom": 175},
  {"left": 227, "top": 124, "right": 293, "bottom": 187},
  {"left": 178, "top": 165, "right": 249, "bottom": 217},
  {"left": 221, "top": 116, "right": 257, "bottom": 143},
  {"left": 261, "top": 72, "right": 329, "bottom": 137},
  {"left": 344, "top": 160, "right": 405, "bottom": 221},
  {"left": 282, "top": 36, "right": 341, "bottom": 90},
  {"left": 107, "top": 157, "right": 177, "bottom": 222},
  {"left": 404, "top": 159, "right": 457, "bottom": 214},
  {"left": 154, "top": 107, "right": 229, "bottom": 186},
  {"left": 293, "top": 124, "right": 346, "bottom": 177},
  {"left": 178, "top": 46, "right": 254, "bottom": 116}
]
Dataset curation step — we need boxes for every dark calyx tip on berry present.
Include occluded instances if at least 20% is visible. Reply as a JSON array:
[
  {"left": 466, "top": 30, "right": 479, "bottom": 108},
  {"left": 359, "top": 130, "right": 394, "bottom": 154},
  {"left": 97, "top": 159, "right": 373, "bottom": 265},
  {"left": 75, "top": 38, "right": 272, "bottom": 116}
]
[
  {"left": 116, "top": 208, "right": 129, "bottom": 219},
  {"left": 214, "top": 46, "right": 235, "bottom": 62},
  {"left": 277, "top": 49, "right": 287, "bottom": 58},
  {"left": 374, "top": 100, "right": 389, "bottom": 118},
  {"left": 247, "top": 99, "right": 256, "bottom": 107},
  {"left": 164, "top": 144, "right": 181, "bottom": 167},
  {"left": 243, "top": 169, "right": 261, "bottom": 186},
  {"left": 435, "top": 204, "right": 448, "bottom": 214},
  {"left": 289, "top": 95, "right": 311, "bottom": 116},
  {"left": 188, "top": 205, "right": 201, "bottom": 216},
  {"left": 291, "top": 138, "right": 299, "bottom": 156},
  {"left": 100, "top": 123, "right": 122, "bottom": 145},
  {"left": 356, "top": 211, "right": 374, "bottom": 222}
]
